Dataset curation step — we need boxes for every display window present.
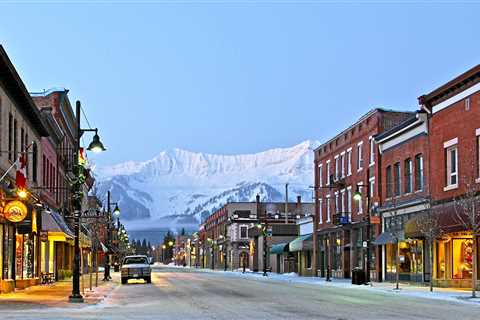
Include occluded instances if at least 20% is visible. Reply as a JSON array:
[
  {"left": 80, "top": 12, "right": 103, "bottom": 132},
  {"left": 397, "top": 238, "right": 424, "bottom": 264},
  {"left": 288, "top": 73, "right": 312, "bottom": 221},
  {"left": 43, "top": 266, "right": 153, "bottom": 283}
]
[{"left": 452, "top": 238, "right": 473, "bottom": 279}]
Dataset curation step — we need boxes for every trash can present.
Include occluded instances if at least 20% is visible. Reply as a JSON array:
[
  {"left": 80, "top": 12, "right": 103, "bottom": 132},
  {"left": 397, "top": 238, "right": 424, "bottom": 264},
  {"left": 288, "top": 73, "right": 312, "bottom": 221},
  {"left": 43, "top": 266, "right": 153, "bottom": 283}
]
[{"left": 352, "top": 267, "right": 365, "bottom": 285}]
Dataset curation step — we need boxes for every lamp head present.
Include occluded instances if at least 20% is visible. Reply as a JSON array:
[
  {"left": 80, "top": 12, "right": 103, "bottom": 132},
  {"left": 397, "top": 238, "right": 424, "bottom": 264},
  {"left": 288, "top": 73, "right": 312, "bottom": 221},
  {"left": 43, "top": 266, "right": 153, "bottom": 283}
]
[
  {"left": 353, "top": 191, "right": 362, "bottom": 202},
  {"left": 87, "top": 132, "right": 106, "bottom": 153},
  {"left": 113, "top": 204, "right": 120, "bottom": 216}
]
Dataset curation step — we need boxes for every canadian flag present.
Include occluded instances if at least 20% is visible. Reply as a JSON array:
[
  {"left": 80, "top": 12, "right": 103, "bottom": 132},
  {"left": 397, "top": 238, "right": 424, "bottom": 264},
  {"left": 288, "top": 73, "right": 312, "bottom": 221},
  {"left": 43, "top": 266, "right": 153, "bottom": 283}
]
[{"left": 16, "top": 154, "right": 27, "bottom": 189}]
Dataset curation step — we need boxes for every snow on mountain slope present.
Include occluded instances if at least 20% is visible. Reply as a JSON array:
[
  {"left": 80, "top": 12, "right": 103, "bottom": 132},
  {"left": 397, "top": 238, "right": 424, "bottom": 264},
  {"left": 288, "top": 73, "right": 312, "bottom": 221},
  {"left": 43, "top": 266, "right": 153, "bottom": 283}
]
[{"left": 95, "top": 140, "right": 318, "bottom": 232}]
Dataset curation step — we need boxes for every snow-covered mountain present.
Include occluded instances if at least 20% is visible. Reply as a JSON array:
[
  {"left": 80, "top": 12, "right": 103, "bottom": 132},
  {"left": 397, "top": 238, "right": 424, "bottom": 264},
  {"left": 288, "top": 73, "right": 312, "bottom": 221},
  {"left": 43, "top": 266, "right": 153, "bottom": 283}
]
[{"left": 94, "top": 140, "right": 318, "bottom": 237}]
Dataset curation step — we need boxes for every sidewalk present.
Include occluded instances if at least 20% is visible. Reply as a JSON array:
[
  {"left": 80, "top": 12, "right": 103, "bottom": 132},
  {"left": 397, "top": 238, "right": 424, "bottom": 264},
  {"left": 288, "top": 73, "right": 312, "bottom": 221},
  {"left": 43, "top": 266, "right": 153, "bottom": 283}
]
[
  {"left": 0, "top": 272, "right": 119, "bottom": 310},
  {"left": 166, "top": 264, "right": 480, "bottom": 306}
]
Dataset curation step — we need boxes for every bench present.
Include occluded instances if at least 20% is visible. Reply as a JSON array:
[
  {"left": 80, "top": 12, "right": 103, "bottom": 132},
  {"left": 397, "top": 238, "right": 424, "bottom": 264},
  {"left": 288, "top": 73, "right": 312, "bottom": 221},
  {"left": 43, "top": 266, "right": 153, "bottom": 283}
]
[{"left": 41, "top": 272, "right": 55, "bottom": 284}]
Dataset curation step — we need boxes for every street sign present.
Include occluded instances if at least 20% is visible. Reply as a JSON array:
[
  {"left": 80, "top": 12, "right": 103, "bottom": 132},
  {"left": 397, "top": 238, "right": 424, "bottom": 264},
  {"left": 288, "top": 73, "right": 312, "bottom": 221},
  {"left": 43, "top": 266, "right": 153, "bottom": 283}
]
[{"left": 362, "top": 241, "right": 368, "bottom": 248}]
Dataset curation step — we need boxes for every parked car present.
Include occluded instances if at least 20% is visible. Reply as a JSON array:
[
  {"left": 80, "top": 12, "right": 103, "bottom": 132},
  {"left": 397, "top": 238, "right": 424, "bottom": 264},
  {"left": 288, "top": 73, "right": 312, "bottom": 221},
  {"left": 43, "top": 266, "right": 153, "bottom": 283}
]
[{"left": 121, "top": 255, "right": 152, "bottom": 284}]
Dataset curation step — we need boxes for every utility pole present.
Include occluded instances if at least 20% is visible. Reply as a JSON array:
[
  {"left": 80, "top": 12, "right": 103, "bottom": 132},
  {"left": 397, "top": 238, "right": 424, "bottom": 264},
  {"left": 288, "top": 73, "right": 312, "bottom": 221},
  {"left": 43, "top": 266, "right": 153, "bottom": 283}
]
[{"left": 285, "top": 183, "right": 289, "bottom": 224}]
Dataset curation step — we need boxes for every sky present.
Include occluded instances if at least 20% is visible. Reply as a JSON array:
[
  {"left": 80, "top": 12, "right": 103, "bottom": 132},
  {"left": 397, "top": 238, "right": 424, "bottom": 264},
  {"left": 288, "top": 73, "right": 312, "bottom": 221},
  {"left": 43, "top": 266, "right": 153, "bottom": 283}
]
[{"left": 1, "top": 0, "right": 479, "bottom": 166}]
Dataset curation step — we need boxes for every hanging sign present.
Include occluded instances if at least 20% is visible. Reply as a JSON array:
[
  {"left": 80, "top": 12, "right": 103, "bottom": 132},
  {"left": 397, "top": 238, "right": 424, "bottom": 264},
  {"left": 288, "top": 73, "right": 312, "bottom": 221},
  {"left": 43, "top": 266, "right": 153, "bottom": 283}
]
[{"left": 3, "top": 200, "right": 28, "bottom": 223}]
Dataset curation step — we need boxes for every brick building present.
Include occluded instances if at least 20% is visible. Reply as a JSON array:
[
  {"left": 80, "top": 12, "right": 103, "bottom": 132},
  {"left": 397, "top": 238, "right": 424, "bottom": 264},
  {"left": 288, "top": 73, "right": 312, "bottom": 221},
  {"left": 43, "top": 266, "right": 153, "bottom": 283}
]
[
  {"left": 418, "top": 64, "right": 480, "bottom": 289},
  {"left": 374, "top": 111, "right": 430, "bottom": 283},
  {"left": 314, "top": 108, "right": 413, "bottom": 281}
]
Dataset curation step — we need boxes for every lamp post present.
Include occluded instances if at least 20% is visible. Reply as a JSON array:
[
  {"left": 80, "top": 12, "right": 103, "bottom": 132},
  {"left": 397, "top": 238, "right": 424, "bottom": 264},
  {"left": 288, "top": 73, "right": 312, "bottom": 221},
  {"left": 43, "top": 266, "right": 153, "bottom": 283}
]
[
  {"left": 69, "top": 101, "right": 106, "bottom": 303},
  {"left": 256, "top": 222, "right": 269, "bottom": 277},
  {"left": 353, "top": 175, "right": 371, "bottom": 285},
  {"left": 104, "top": 191, "right": 121, "bottom": 281}
]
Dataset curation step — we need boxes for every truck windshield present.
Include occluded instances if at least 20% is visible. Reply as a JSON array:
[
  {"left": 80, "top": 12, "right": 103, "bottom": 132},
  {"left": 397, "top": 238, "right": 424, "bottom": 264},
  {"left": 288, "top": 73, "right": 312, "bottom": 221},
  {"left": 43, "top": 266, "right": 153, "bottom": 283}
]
[{"left": 123, "top": 257, "right": 148, "bottom": 265}]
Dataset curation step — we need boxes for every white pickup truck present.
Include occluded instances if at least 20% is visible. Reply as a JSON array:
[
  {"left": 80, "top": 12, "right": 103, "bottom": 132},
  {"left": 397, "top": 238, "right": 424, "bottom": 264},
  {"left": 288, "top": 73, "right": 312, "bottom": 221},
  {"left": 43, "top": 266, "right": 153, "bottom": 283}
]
[{"left": 121, "top": 255, "right": 152, "bottom": 284}]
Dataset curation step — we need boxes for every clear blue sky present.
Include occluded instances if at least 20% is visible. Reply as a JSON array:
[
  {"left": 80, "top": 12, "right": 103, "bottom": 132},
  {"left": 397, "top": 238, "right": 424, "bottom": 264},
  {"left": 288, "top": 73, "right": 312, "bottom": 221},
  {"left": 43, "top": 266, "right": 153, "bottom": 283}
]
[{"left": 1, "top": 1, "right": 479, "bottom": 166}]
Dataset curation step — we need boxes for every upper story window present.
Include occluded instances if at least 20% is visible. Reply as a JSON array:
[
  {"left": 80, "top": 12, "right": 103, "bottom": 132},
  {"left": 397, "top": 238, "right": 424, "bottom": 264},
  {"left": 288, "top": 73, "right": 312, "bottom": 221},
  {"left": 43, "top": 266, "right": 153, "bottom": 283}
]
[
  {"left": 326, "top": 160, "right": 331, "bottom": 185},
  {"left": 346, "top": 187, "right": 352, "bottom": 218},
  {"left": 465, "top": 97, "right": 471, "bottom": 111},
  {"left": 394, "top": 162, "right": 401, "bottom": 196},
  {"left": 8, "top": 113, "right": 13, "bottom": 161},
  {"left": 369, "top": 177, "right": 375, "bottom": 198},
  {"left": 369, "top": 136, "right": 375, "bottom": 165},
  {"left": 444, "top": 138, "right": 458, "bottom": 189},
  {"left": 319, "top": 198, "right": 323, "bottom": 224},
  {"left": 357, "top": 184, "right": 363, "bottom": 214},
  {"left": 334, "top": 156, "right": 339, "bottom": 180},
  {"left": 319, "top": 164, "right": 323, "bottom": 187},
  {"left": 404, "top": 158, "right": 413, "bottom": 194},
  {"left": 340, "top": 152, "right": 345, "bottom": 178},
  {"left": 340, "top": 189, "right": 345, "bottom": 214},
  {"left": 326, "top": 195, "right": 331, "bottom": 223},
  {"left": 357, "top": 142, "right": 364, "bottom": 171},
  {"left": 334, "top": 192, "right": 339, "bottom": 213},
  {"left": 415, "top": 154, "right": 424, "bottom": 191},
  {"left": 386, "top": 165, "right": 393, "bottom": 198},
  {"left": 346, "top": 148, "right": 352, "bottom": 176}
]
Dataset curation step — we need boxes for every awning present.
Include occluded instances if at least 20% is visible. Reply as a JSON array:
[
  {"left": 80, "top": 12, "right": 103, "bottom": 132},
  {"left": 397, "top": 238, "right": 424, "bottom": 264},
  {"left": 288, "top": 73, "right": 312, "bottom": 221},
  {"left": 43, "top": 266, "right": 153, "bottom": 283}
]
[
  {"left": 270, "top": 243, "right": 289, "bottom": 255},
  {"left": 373, "top": 232, "right": 397, "bottom": 245},
  {"left": 404, "top": 207, "right": 466, "bottom": 238},
  {"left": 41, "top": 210, "right": 74, "bottom": 240},
  {"left": 289, "top": 233, "right": 313, "bottom": 252}
]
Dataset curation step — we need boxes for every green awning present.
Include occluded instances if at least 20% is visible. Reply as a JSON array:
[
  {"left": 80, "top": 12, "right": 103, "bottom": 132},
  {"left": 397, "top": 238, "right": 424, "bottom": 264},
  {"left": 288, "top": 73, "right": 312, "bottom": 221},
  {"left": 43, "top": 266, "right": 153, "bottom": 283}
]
[
  {"left": 270, "top": 243, "right": 289, "bottom": 255},
  {"left": 289, "top": 234, "right": 313, "bottom": 252}
]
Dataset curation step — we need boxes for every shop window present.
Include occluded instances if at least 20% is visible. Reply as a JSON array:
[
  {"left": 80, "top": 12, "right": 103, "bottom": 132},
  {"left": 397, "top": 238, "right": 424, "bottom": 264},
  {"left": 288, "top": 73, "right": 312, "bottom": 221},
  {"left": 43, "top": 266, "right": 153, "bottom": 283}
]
[
  {"left": 436, "top": 240, "right": 446, "bottom": 279},
  {"left": 452, "top": 238, "right": 473, "bottom": 279}
]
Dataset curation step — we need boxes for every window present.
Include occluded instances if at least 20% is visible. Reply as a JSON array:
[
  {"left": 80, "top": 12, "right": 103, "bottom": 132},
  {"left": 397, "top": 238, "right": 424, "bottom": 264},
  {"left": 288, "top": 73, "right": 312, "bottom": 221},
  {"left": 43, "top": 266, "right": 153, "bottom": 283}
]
[
  {"left": 340, "top": 152, "right": 345, "bottom": 178},
  {"left": 452, "top": 239, "right": 473, "bottom": 279},
  {"left": 334, "top": 192, "right": 339, "bottom": 213},
  {"left": 319, "top": 199, "right": 323, "bottom": 224},
  {"left": 386, "top": 165, "right": 393, "bottom": 198},
  {"left": 346, "top": 187, "right": 352, "bottom": 218},
  {"left": 24, "top": 133, "right": 28, "bottom": 178},
  {"left": 340, "top": 189, "right": 345, "bottom": 214},
  {"left": 357, "top": 142, "right": 363, "bottom": 171},
  {"left": 415, "top": 154, "right": 424, "bottom": 191},
  {"left": 32, "top": 143, "right": 38, "bottom": 183},
  {"left": 240, "top": 226, "right": 248, "bottom": 239},
  {"left": 334, "top": 156, "right": 339, "bottom": 180},
  {"left": 326, "top": 160, "right": 331, "bottom": 185},
  {"left": 306, "top": 250, "right": 312, "bottom": 269},
  {"left": 465, "top": 97, "right": 471, "bottom": 111},
  {"left": 357, "top": 184, "right": 363, "bottom": 214},
  {"left": 369, "top": 137, "right": 375, "bottom": 165},
  {"left": 394, "top": 162, "right": 401, "bottom": 196},
  {"left": 446, "top": 145, "right": 458, "bottom": 187},
  {"left": 346, "top": 149, "right": 352, "bottom": 176},
  {"left": 13, "top": 119, "right": 17, "bottom": 163},
  {"left": 369, "top": 177, "right": 375, "bottom": 198},
  {"left": 404, "top": 158, "right": 413, "bottom": 194},
  {"left": 326, "top": 196, "right": 331, "bottom": 223},
  {"left": 8, "top": 113, "right": 13, "bottom": 161},
  {"left": 319, "top": 164, "right": 323, "bottom": 187},
  {"left": 42, "top": 155, "right": 46, "bottom": 186}
]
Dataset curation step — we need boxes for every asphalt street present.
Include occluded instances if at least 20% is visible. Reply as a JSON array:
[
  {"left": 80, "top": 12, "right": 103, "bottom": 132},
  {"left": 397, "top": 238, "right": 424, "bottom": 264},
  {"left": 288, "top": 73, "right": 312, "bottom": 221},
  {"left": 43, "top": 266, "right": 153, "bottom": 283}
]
[{"left": 1, "top": 266, "right": 479, "bottom": 320}]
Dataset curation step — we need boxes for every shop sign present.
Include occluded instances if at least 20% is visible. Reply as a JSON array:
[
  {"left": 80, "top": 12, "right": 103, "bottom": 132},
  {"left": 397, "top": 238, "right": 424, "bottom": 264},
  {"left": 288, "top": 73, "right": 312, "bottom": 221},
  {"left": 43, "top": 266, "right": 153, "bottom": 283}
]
[
  {"left": 3, "top": 200, "right": 28, "bottom": 223},
  {"left": 370, "top": 216, "right": 380, "bottom": 224},
  {"left": 362, "top": 241, "right": 368, "bottom": 248},
  {"left": 40, "top": 232, "right": 48, "bottom": 242}
]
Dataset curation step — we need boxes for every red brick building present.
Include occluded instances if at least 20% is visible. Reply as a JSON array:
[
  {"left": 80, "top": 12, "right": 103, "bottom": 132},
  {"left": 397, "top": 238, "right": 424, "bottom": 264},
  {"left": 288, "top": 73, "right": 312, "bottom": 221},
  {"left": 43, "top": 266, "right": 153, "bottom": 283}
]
[
  {"left": 419, "top": 64, "right": 480, "bottom": 289},
  {"left": 314, "top": 108, "right": 413, "bottom": 280},
  {"left": 374, "top": 111, "right": 430, "bottom": 283}
]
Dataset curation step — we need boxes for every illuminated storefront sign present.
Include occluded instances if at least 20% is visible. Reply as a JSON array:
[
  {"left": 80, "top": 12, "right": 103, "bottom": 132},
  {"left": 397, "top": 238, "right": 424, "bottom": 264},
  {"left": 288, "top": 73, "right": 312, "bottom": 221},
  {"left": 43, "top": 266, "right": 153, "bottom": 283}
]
[{"left": 3, "top": 200, "right": 28, "bottom": 223}]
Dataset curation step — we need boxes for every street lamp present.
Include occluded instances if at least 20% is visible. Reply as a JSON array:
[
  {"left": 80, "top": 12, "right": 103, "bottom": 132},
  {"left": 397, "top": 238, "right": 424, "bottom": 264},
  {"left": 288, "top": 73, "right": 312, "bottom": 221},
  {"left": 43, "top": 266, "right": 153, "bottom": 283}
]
[
  {"left": 353, "top": 180, "right": 371, "bottom": 285},
  {"left": 104, "top": 191, "right": 121, "bottom": 282},
  {"left": 69, "top": 101, "right": 105, "bottom": 303}
]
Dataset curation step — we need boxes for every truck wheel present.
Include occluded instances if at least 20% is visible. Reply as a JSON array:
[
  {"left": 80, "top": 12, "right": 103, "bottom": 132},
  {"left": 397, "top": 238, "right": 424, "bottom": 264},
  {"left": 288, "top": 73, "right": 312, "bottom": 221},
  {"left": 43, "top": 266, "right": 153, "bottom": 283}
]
[
  {"left": 145, "top": 276, "right": 151, "bottom": 284},
  {"left": 121, "top": 278, "right": 128, "bottom": 284}
]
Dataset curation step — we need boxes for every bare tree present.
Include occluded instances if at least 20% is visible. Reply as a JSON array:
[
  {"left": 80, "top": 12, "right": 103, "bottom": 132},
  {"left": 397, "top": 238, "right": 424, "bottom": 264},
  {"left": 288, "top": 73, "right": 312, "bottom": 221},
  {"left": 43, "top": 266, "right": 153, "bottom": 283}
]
[
  {"left": 415, "top": 197, "right": 443, "bottom": 292},
  {"left": 452, "top": 154, "right": 480, "bottom": 298}
]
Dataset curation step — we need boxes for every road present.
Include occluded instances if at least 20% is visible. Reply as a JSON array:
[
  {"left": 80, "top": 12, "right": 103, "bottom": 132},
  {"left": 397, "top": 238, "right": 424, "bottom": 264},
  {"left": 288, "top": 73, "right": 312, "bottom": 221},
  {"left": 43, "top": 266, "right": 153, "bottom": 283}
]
[{"left": 1, "top": 266, "right": 479, "bottom": 319}]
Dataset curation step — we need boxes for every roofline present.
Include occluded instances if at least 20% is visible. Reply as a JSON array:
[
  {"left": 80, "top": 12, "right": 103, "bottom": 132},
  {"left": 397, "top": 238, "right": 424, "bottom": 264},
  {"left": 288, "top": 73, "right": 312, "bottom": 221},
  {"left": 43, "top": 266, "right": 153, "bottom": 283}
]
[
  {"left": 374, "top": 112, "right": 423, "bottom": 143},
  {"left": 418, "top": 64, "right": 480, "bottom": 107},
  {"left": 0, "top": 45, "right": 49, "bottom": 137},
  {"left": 30, "top": 87, "right": 69, "bottom": 97},
  {"left": 313, "top": 108, "right": 412, "bottom": 152}
]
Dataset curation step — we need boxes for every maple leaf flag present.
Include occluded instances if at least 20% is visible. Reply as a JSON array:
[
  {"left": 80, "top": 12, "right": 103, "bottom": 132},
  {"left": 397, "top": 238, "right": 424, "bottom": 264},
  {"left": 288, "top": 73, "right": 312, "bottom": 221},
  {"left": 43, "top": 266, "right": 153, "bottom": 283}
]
[{"left": 16, "top": 154, "right": 27, "bottom": 189}]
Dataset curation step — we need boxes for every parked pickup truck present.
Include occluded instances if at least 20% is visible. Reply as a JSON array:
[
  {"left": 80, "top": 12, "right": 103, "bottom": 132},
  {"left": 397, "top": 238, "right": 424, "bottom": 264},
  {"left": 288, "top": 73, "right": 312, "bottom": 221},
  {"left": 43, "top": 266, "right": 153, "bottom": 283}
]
[{"left": 121, "top": 255, "right": 152, "bottom": 284}]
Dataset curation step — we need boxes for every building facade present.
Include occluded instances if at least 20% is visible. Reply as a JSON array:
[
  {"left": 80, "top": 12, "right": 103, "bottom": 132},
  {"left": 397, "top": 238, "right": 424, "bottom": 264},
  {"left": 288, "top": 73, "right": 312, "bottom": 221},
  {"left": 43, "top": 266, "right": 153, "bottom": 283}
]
[{"left": 314, "top": 108, "right": 413, "bottom": 281}]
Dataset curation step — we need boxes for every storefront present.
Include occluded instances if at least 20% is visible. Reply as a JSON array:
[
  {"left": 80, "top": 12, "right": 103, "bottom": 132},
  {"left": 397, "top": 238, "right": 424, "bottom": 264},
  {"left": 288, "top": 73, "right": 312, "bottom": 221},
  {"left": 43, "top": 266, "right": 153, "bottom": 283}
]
[
  {"left": 384, "top": 239, "right": 424, "bottom": 282},
  {"left": 434, "top": 232, "right": 480, "bottom": 289}
]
